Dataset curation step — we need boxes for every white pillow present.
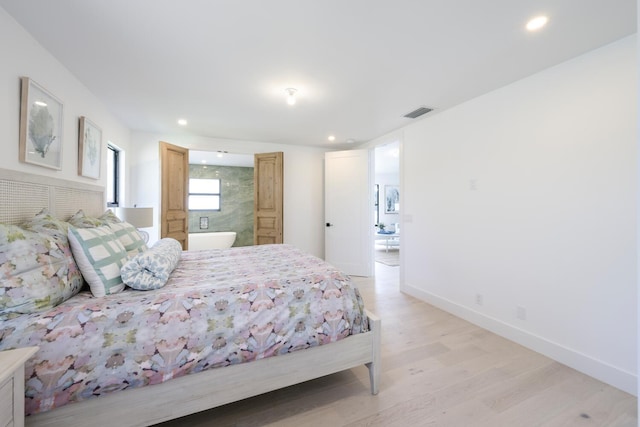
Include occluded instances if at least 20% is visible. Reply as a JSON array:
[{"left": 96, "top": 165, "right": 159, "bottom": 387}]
[{"left": 68, "top": 225, "right": 128, "bottom": 297}]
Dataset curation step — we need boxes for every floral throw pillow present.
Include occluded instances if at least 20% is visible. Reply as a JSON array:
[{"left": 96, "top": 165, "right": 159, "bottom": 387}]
[
  {"left": 98, "top": 209, "right": 122, "bottom": 224},
  {"left": 67, "top": 209, "right": 104, "bottom": 228},
  {"left": 20, "top": 208, "right": 84, "bottom": 301},
  {"left": 22, "top": 208, "right": 70, "bottom": 242},
  {"left": 0, "top": 224, "right": 76, "bottom": 319}
]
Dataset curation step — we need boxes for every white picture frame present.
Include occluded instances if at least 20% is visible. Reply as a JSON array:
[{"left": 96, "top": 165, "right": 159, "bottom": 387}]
[
  {"left": 78, "top": 116, "right": 102, "bottom": 179},
  {"left": 384, "top": 185, "right": 399, "bottom": 214},
  {"left": 19, "top": 77, "right": 64, "bottom": 170}
]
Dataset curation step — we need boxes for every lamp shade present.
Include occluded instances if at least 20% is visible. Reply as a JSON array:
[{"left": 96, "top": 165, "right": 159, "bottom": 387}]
[{"left": 115, "top": 207, "right": 153, "bottom": 228}]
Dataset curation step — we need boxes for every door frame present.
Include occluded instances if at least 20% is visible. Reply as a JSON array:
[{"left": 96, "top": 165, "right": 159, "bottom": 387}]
[
  {"left": 254, "top": 152, "right": 284, "bottom": 245},
  {"left": 159, "top": 141, "right": 189, "bottom": 249},
  {"left": 160, "top": 147, "right": 283, "bottom": 248},
  {"left": 367, "top": 133, "right": 404, "bottom": 281}
]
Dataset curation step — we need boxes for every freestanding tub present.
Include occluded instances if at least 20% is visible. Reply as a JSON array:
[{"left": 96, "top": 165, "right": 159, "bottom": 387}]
[{"left": 188, "top": 232, "right": 237, "bottom": 250}]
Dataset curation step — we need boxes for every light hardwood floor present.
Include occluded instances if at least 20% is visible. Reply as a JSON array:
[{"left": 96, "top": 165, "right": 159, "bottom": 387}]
[{"left": 158, "top": 263, "right": 637, "bottom": 427}]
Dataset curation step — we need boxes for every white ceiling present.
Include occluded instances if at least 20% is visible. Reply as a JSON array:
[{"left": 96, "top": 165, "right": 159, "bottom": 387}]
[{"left": 1, "top": 1, "right": 635, "bottom": 148}]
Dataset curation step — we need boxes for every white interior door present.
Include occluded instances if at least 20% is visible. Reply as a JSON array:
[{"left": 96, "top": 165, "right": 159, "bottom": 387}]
[{"left": 325, "top": 149, "right": 372, "bottom": 276}]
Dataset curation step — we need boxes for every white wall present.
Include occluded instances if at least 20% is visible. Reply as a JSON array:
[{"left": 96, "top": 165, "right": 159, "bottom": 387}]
[
  {"left": 395, "top": 35, "right": 637, "bottom": 394},
  {"left": 128, "top": 132, "right": 327, "bottom": 258},
  {"left": 0, "top": 7, "right": 131, "bottom": 193},
  {"left": 637, "top": 0, "right": 639, "bottom": 409}
]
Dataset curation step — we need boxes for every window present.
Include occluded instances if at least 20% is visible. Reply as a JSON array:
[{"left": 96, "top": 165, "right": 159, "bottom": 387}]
[
  {"left": 106, "top": 144, "right": 120, "bottom": 207},
  {"left": 189, "top": 178, "right": 221, "bottom": 210}
]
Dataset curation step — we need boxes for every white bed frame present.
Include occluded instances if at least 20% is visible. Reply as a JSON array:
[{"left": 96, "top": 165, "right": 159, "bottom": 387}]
[{"left": 0, "top": 168, "right": 381, "bottom": 427}]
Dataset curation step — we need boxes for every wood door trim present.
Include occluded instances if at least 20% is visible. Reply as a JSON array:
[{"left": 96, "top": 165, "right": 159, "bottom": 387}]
[
  {"left": 254, "top": 152, "right": 283, "bottom": 245},
  {"left": 160, "top": 141, "right": 189, "bottom": 249}
]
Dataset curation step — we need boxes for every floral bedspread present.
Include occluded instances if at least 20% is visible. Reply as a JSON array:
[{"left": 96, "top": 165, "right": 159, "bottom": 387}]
[{"left": 0, "top": 244, "right": 368, "bottom": 415}]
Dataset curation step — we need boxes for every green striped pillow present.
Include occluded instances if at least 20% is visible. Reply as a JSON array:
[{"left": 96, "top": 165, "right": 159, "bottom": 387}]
[
  {"left": 108, "top": 222, "right": 148, "bottom": 257},
  {"left": 68, "top": 226, "right": 128, "bottom": 297}
]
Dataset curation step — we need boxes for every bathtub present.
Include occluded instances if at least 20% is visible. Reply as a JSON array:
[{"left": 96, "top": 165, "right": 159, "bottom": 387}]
[{"left": 188, "top": 232, "right": 237, "bottom": 250}]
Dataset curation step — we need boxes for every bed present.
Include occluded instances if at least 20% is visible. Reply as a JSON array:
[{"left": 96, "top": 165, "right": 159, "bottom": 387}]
[{"left": 0, "top": 168, "right": 380, "bottom": 427}]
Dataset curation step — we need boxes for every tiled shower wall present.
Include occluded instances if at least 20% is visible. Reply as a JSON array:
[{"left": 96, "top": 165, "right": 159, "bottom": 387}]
[{"left": 188, "top": 164, "right": 254, "bottom": 247}]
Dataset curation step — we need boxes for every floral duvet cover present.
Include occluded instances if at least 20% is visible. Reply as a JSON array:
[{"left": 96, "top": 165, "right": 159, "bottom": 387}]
[{"left": 0, "top": 244, "right": 368, "bottom": 415}]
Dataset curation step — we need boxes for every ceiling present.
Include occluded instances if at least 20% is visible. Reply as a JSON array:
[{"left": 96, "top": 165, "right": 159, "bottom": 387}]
[
  {"left": 190, "top": 141, "right": 400, "bottom": 173},
  {"left": 1, "top": 1, "right": 635, "bottom": 148}
]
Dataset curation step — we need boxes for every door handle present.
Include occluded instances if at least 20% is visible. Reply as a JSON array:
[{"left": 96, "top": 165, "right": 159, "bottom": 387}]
[{"left": 326, "top": 223, "right": 333, "bottom": 227}]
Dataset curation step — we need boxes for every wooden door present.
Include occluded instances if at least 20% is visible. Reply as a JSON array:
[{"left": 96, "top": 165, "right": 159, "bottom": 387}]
[
  {"left": 160, "top": 141, "right": 189, "bottom": 249},
  {"left": 254, "top": 152, "right": 283, "bottom": 245}
]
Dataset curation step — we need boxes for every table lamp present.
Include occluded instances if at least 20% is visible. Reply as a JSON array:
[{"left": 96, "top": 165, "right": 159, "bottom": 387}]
[{"left": 115, "top": 207, "right": 153, "bottom": 243}]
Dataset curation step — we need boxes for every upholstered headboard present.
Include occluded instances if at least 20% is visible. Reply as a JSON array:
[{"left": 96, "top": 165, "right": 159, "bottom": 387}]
[{"left": 0, "top": 168, "right": 105, "bottom": 224}]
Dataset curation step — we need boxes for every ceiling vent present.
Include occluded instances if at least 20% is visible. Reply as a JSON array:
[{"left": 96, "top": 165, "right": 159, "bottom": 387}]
[{"left": 403, "top": 106, "right": 433, "bottom": 119}]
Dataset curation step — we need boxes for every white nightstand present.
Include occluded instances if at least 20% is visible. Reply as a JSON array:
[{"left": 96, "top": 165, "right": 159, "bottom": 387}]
[{"left": 0, "top": 347, "right": 38, "bottom": 427}]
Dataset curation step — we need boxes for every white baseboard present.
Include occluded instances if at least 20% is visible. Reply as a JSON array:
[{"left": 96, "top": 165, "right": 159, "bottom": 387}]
[{"left": 401, "top": 282, "right": 637, "bottom": 396}]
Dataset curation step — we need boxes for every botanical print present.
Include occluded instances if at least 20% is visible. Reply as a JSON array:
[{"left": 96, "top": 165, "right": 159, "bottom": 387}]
[
  {"left": 84, "top": 126, "right": 98, "bottom": 165},
  {"left": 19, "top": 78, "right": 63, "bottom": 170},
  {"left": 29, "top": 103, "right": 57, "bottom": 158},
  {"left": 79, "top": 117, "right": 102, "bottom": 179}
]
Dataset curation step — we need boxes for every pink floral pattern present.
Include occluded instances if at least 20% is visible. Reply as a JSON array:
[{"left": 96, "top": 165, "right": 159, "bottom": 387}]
[{"left": 0, "top": 244, "right": 368, "bottom": 415}]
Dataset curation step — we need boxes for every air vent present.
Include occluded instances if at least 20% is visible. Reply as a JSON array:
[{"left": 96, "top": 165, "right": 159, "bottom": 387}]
[{"left": 403, "top": 106, "right": 433, "bottom": 119}]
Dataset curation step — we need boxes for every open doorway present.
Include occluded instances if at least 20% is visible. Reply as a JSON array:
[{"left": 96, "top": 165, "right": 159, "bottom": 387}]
[
  {"left": 185, "top": 150, "right": 284, "bottom": 248},
  {"left": 373, "top": 141, "right": 400, "bottom": 270},
  {"left": 189, "top": 151, "right": 255, "bottom": 246}
]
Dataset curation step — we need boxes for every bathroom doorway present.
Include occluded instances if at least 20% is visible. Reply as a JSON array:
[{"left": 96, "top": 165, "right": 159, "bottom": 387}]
[{"left": 188, "top": 151, "right": 254, "bottom": 246}]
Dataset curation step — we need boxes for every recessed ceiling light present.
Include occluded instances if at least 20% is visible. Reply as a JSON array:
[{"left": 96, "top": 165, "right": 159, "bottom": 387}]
[
  {"left": 285, "top": 88, "right": 297, "bottom": 106},
  {"left": 178, "top": 118, "right": 188, "bottom": 126},
  {"left": 526, "top": 15, "right": 548, "bottom": 31},
  {"left": 201, "top": 159, "right": 206, "bottom": 164},
  {"left": 328, "top": 135, "right": 336, "bottom": 142}
]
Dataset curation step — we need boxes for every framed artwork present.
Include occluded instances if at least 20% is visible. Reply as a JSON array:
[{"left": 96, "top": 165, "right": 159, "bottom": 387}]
[
  {"left": 19, "top": 77, "right": 64, "bottom": 170},
  {"left": 384, "top": 185, "right": 399, "bottom": 214},
  {"left": 78, "top": 116, "right": 102, "bottom": 179}
]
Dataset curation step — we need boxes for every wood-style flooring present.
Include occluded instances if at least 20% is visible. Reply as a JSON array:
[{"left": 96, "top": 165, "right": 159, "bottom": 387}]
[{"left": 158, "top": 263, "right": 637, "bottom": 427}]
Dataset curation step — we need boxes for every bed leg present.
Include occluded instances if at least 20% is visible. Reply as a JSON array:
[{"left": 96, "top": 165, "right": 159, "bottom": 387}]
[
  {"left": 365, "top": 361, "right": 379, "bottom": 395},
  {"left": 365, "top": 311, "right": 381, "bottom": 395}
]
